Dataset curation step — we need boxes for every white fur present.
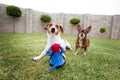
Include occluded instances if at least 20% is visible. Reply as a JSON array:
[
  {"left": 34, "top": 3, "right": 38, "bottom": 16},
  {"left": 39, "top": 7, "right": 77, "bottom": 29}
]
[
  {"left": 79, "top": 40, "right": 83, "bottom": 47},
  {"left": 32, "top": 32, "right": 71, "bottom": 60}
]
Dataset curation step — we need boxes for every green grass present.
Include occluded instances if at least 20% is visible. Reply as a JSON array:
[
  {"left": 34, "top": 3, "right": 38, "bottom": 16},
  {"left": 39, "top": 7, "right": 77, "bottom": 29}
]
[{"left": 0, "top": 33, "right": 120, "bottom": 80}]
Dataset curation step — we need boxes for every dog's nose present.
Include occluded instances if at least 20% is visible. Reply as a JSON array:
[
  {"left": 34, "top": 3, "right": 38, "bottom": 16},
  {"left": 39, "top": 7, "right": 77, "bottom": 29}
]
[
  {"left": 51, "top": 28, "right": 55, "bottom": 33},
  {"left": 81, "top": 34, "right": 83, "bottom": 36}
]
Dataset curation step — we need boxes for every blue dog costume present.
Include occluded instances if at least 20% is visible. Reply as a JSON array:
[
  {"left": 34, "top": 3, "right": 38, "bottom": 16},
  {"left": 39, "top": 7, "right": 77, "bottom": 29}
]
[{"left": 46, "top": 43, "right": 66, "bottom": 71}]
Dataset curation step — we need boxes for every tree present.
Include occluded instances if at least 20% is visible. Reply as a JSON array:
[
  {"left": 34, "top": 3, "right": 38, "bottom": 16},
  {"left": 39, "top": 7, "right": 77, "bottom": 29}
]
[
  {"left": 6, "top": 5, "right": 22, "bottom": 17},
  {"left": 100, "top": 27, "right": 106, "bottom": 33},
  {"left": 70, "top": 18, "right": 80, "bottom": 25},
  {"left": 40, "top": 14, "right": 51, "bottom": 23},
  {"left": 6, "top": 5, "right": 22, "bottom": 33}
]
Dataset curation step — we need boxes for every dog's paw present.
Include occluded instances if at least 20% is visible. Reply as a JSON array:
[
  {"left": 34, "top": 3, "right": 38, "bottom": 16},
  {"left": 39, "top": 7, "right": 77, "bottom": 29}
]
[
  {"left": 70, "top": 47, "right": 73, "bottom": 50},
  {"left": 74, "top": 53, "right": 77, "bottom": 55},
  {"left": 62, "top": 54, "right": 66, "bottom": 58},
  {"left": 32, "top": 56, "right": 40, "bottom": 61},
  {"left": 83, "top": 52, "right": 86, "bottom": 55},
  {"left": 32, "top": 58, "right": 38, "bottom": 61}
]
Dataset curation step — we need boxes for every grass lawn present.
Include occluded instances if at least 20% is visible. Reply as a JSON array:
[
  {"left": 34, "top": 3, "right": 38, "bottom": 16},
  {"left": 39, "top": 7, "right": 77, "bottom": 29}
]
[{"left": 0, "top": 33, "right": 120, "bottom": 80}]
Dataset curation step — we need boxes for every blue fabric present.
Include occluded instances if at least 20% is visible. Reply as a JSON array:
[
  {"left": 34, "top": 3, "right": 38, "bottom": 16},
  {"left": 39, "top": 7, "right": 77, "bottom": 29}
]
[
  {"left": 49, "top": 52, "right": 65, "bottom": 71},
  {"left": 46, "top": 47, "right": 52, "bottom": 56},
  {"left": 46, "top": 45, "right": 65, "bottom": 71}
]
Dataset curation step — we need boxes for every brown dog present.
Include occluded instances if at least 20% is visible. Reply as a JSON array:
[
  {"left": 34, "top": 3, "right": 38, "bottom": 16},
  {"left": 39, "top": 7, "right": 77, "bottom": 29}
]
[{"left": 74, "top": 24, "right": 92, "bottom": 55}]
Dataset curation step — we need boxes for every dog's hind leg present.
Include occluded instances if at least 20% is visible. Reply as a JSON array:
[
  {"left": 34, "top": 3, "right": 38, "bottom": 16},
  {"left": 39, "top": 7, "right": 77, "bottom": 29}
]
[{"left": 64, "top": 40, "right": 73, "bottom": 50}]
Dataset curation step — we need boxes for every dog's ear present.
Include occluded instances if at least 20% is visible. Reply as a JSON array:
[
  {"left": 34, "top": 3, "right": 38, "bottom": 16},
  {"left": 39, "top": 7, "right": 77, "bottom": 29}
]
[
  {"left": 86, "top": 26, "right": 92, "bottom": 33},
  {"left": 44, "top": 24, "right": 49, "bottom": 30},
  {"left": 60, "top": 26, "right": 63, "bottom": 33},
  {"left": 77, "top": 24, "right": 81, "bottom": 32}
]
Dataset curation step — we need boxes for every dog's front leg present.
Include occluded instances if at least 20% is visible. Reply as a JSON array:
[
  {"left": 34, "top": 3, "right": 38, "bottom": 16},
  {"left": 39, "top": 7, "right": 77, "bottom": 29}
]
[
  {"left": 32, "top": 50, "right": 46, "bottom": 61},
  {"left": 32, "top": 45, "right": 49, "bottom": 61},
  {"left": 74, "top": 47, "right": 79, "bottom": 55},
  {"left": 83, "top": 47, "right": 88, "bottom": 55}
]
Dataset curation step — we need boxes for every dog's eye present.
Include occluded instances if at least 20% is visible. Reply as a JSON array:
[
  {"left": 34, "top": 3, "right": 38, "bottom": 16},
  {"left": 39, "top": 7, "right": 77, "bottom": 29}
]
[
  {"left": 49, "top": 23, "right": 53, "bottom": 26},
  {"left": 82, "top": 30, "right": 84, "bottom": 32},
  {"left": 79, "top": 30, "right": 82, "bottom": 33},
  {"left": 56, "top": 25, "right": 58, "bottom": 28}
]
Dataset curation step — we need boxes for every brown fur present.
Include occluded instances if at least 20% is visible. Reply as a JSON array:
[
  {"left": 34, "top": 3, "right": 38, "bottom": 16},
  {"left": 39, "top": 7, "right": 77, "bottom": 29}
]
[
  {"left": 74, "top": 24, "right": 91, "bottom": 55},
  {"left": 44, "top": 22, "right": 63, "bottom": 35}
]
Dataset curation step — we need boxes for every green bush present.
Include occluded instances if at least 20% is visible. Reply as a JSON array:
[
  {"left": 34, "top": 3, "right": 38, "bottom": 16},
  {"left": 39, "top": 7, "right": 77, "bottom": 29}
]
[
  {"left": 40, "top": 14, "right": 51, "bottom": 23},
  {"left": 70, "top": 18, "right": 80, "bottom": 25},
  {"left": 100, "top": 27, "right": 106, "bottom": 33},
  {"left": 6, "top": 5, "right": 22, "bottom": 17}
]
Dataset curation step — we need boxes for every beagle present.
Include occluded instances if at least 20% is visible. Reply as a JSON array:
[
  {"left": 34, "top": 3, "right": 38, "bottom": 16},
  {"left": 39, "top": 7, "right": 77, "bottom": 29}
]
[{"left": 32, "top": 22, "right": 72, "bottom": 60}]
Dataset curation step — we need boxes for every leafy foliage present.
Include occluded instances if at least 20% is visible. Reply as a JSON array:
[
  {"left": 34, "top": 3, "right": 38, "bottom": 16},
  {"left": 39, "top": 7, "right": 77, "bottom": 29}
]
[
  {"left": 40, "top": 14, "right": 52, "bottom": 23},
  {"left": 6, "top": 5, "right": 22, "bottom": 17},
  {"left": 100, "top": 27, "right": 106, "bottom": 33},
  {"left": 70, "top": 18, "right": 80, "bottom": 25}
]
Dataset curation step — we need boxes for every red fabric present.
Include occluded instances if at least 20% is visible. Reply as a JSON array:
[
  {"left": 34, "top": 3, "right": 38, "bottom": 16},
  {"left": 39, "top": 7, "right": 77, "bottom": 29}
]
[{"left": 52, "top": 43, "right": 60, "bottom": 53}]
